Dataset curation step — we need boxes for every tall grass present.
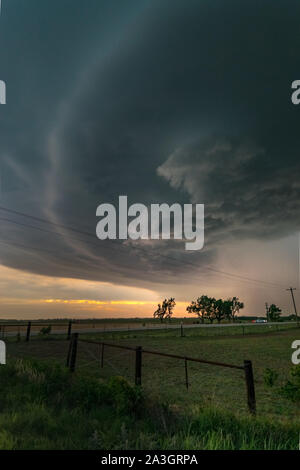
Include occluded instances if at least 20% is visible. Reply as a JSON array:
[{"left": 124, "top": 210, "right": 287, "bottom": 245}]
[{"left": 0, "top": 359, "right": 299, "bottom": 450}]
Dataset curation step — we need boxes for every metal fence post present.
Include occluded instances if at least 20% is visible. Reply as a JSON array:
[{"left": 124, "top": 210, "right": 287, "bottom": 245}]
[
  {"left": 135, "top": 346, "right": 142, "bottom": 386},
  {"left": 244, "top": 360, "right": 256, "bottom": 415},
  {"left": 67, "top": 320, "right": 72, "bottom": 340},
  {"left": 69, "top": 333, "right": 78, "bottom": 372},
  {"left": 26, "top": 321, "right": 31, "bottom": 342}
]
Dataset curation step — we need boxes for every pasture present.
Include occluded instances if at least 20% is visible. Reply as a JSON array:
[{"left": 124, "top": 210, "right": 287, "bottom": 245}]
[{"left": 5, "top": 323, "right": 300, "bottom": 421}]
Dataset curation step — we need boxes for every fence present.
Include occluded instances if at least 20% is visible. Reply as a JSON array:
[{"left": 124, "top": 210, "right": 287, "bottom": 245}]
[
  {"left": 66, "top": 333, "right": 256, "bottom": 415},
  {"left": 0, "top": 320, "right": 298, "bottom": 343},
  {"left": 0, "top": 321, "right": 73, "bottom": 341}
]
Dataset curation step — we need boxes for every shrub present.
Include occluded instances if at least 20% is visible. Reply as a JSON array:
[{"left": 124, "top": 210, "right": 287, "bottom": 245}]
[
  {"left": 40, "top": 326, "right": 52, "bottom": 335},
  {"left": 6, "top": 359, "right": 144, "bottom": 415},
  {"left": 263, "top": 368, "right": 279, "bottom": 388},
  {"left": 108, "top": 376, "right": 144, "bottom": 414},
  {"left": 66, "top": 375, "right": 110, "bottom": 410},
  {"left": 281, "top": 365, "right": 300, "bottom": 402}
]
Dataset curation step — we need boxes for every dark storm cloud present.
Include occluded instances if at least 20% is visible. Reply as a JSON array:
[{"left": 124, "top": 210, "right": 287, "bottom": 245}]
[
  {"left": 0, "top": 0, "right": 300, "bottom": 287},
  {"left": 158, "top": 136, "right": 300, "bottom": 246}
]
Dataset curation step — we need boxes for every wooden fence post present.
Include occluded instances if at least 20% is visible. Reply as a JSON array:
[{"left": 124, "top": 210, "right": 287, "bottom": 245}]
[
  {"left": 180, "top": 322, "right": 184, "bottom": 338},
  {"left": 69, "top": 333, "right": 78, "bottom": 373},
  {"left": 184, "top": 358, "right": 189, "bottom": 389},
  {"left": 67, "top": 320, "right": 72, "bottom": 340},
  {"left": 244, "top": 360, "right": 256, "bottom": 415},
  {"left": 26, "top": 321, "right": 31, "bottom": 342},
  {"left": 135, "top": 346, "right": 142, "bottom": 386},
  {"left": 66, "top": 335, "right": 74, "bottom": 367},
  {"left": 101, "top": 343, "right": 104, "bottom": 368}
]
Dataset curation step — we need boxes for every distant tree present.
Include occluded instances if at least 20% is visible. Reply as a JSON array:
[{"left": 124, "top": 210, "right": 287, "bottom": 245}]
[
  {"left": 205, "top": 298, "right": 216, "bottom": 323},
  {"left": 187, "top": 295, "right": 244, "bottom": 324},
  {"left": 288, "top": 314, "right": 298, "bottom": 321},
  {"left": 222, "top": 299, "right": 233, "bottom": 322},
  {"left": 229, "top": 297, "right": 244, "bottom": 322},
  {"left": 267, "top": 304, "right": 282, "bottom": 322},
  {"left": 186, "top": 295, "right": 216, "bottom": 323},
  {"left": 165, "top": 297, "right": 176, "bottom": 321},
  {"left": 154, "top": 298, "right": 176, "bottom": 322},
  {"left": 214, "top": 299, "right": 227, "bottom": 323},
  {"left": 186, "top": 298, "right": 203, "bottom": 323},
  {"left": 154, "top": 303, "right": 163, "bottom": 322}
]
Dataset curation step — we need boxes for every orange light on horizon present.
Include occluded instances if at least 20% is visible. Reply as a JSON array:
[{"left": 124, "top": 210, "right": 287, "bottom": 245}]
[{"left": 43, "top": 299, "right": 188, "bottom": 306}]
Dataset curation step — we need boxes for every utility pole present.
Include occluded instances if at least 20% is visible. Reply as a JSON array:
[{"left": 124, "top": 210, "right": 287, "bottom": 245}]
[
  {"left": 265, "top": 302, "right": 269, "bottom": 321},
  {"left": 286, "top": 287, "right": 298, "bottom": 321}
]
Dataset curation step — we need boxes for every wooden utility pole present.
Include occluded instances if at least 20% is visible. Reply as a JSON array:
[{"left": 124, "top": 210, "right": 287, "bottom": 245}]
[
  {"left": 286, "top": 287, "right": 298, "bottom": 321},
  {"left": 265, "top": 302, "right": 269, "bottom": 321}
]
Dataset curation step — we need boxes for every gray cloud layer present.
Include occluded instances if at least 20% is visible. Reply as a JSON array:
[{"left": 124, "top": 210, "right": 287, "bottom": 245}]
[
  {"left": 0, "top": 0, "right": 299, "bottom": 293},
  {"left": 158, "top": 136, "right": 300, "bottom": 246}
]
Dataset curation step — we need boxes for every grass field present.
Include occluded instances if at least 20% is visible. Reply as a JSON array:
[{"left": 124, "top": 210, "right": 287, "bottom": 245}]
[
  {"left": 1, "top": 357, "right": 299, "bottom": 450},
  {"left": 5, "top": 324, "right": 300, "bottom": 420},
  {"left": 1, "top": 323, "right": 300, "bottom": 449}
]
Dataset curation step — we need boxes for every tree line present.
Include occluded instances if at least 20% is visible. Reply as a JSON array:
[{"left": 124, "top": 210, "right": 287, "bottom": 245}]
[{"left": 153, "top": 295, "right": 244, "bottom": 323}]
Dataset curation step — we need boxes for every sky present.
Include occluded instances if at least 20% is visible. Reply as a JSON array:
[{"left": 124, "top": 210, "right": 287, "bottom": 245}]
[{"left": 0, "top": 0, "right": 299, "bottom": 319}]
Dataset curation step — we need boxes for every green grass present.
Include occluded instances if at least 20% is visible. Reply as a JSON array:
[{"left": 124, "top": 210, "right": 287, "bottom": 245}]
[
  {"left": 6, "top": 326, "right": 300, "bottom": 419},
  {"left": 0, "top": 358, "right": 299, "bottom": 450},
  {"left": 3, "top": 326, "right": 300, "bottom": 449}
]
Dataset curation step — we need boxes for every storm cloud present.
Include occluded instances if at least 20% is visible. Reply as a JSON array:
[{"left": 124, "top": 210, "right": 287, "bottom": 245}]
[{"left": 0, "top": 0, "right": 299, "bottom": 299}]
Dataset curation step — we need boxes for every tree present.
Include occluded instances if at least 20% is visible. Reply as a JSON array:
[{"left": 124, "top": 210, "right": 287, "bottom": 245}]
[
  {"left": 186, "top": 298, "right": 203, "bottom": 323},
  {"left": 154, "top": 298, "right": 176, "bottom": 322},
  {"left": 186, "top": 295, "right": 216, "bottom": 323},
  {"left": 222, "top": 299, "right": 233, "bottom": 321},
  {"left": 187, "top": 295, "right": 245, "bottom": 324},
  {"left": 214, "top": 299, "right": 227, "bottom": 323},
  {"left": 229, "top": 297, "right": 244, "bottom": 322},
  {"left": 204, "top": 297, "right": 216, "bottom": 323},
  {"left": 267, "top": 304, "right": 282, "bottom": 322}
]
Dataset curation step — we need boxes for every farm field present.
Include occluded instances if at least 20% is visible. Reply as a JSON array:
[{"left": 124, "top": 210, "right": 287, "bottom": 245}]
[{"left": 6, "top": 325, "right": 300, "bottom": 421}]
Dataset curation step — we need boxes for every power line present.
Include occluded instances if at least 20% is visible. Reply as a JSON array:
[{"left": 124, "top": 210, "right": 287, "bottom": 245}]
[
  {"left": 0, "top": 205, "right": 95, "bottom": 238},
  {"left": 0, "top": 205, "right": 289, "bottom": 290},
  {"left": 286, "top": 287, "right": 298, "bottom": 320},
  {"left": 0, "top": 232, "right": 283, "bottom": 292},
  {"left": 0, "top": 237, "right": 111, "bottom": 279},
  {"left": 0, "top": 205, "right": 287, "bottom": 289}
]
